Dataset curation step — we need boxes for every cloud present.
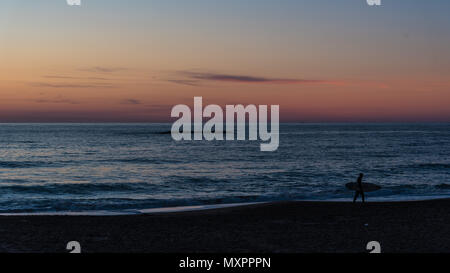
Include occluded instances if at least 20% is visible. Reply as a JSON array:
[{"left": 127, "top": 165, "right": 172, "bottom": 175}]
[
  {"left": 43, "top": 75, "right": 110, "bottom": 81},
  {"left": 28, "top": 73, "right": 118, "bottom": 89},
  {"left": 169, "top": 71, "right": 341, "bottom": 86},
  {"left": 121, "top": 99, "right": 141, "bottom": 105},
  {"left": 145, "top": 104, "right": 173, "bottom": 110},
  {"left": 29, "top": 82, "right": 115, "bottom": 89},
  {"left": 166, "top": 79, "right": 200, "bottom": 86},
  {"left": 80, "top": 66, "right": 127, "bottom": 73},
  {"left": 28, "top": 94, "right": 80, "bottom": 105},
  {"left": 33, "top": 98, "right": 80, "bottom": 105}
]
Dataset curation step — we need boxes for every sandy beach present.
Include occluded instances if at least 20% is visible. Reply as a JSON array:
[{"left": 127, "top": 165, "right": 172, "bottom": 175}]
[{"left": 0, "top": 199, "right": 449, "bottom": 253}]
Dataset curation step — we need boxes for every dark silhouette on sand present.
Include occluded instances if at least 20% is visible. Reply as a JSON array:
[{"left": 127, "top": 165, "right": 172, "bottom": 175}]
[{"left": 353, "top": 173, "right": 365, "bottom": 203}]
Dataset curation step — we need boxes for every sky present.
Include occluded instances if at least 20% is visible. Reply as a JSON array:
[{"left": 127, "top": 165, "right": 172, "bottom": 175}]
[{"left": 1, "top": 0, "right": 449, "bottom": 122}]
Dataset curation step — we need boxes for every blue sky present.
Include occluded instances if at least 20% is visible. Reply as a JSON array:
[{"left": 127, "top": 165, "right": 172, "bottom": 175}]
[{"left": 1, "top": 0, "right": 450, "bottom": 122}]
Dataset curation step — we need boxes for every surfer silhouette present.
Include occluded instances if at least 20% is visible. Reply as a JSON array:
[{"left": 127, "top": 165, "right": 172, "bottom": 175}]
[{"left": 353, "top": 173, "right": 365, "bottom": 203}]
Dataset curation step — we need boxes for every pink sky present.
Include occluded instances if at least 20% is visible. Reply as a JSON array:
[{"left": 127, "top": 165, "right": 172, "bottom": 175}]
[{"left": 1, "top": 1, "right": 449, "bottom": 122}]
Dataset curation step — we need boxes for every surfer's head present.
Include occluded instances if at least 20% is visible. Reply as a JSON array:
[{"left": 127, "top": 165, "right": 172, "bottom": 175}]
[{"left": 359, "top": 173, "right": 364, "bottom": 178}]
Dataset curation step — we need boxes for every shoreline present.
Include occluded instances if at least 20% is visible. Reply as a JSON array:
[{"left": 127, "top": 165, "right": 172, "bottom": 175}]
[
  {"left": 0, "top": 198, "right": 449, "bottom": 253},
  {"left": 0, "top": 196, "right": 449, "bottom": 216},
  {"left": 0, "top": 202, "right": 266, "bottom": 216}
]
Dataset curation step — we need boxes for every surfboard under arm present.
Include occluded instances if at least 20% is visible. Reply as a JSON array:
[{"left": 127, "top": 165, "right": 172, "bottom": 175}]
[{"left": 345, "top": 182, "right": 381, "bottom": 192}]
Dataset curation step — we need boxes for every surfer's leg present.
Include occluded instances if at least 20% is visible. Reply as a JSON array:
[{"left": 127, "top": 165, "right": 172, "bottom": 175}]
[
  {"left": 353, "top": 191, "right": 359, "bottom": 203},
  {"left": 361, "top": 191, "right": 365, "bottom": 203}
]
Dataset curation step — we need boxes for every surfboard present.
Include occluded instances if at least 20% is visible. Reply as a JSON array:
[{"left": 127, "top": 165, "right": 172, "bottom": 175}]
[{"left": 345, "top": 182, "right": 381, "bottom": 192}]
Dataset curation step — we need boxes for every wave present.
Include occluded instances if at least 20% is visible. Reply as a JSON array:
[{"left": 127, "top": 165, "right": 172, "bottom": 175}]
[
  {"left": 114, "top": 131, "right": 161, "bottom": 136},
  {"left": 385, "top": 163, "right": 450, "bottom": 173},
  {"left": 436, "top": 183, "right": 450, "bottom": 189},
  {"left": 1, "top": 195, "right": 450, "bottom": 215},
  {"left": 415, "top": 163, "right": 450, "bottom": 169},
  {"left": 0, "top": 161, "right": 57, "bottom": 168},
  {"left": 115, "top": 130, "right": 233, "bottom": 136},
  {"left": 0, "top": 202, "right": 265, "bottom": 216},
  {"left": 114, "top": 157, "right": 181, "bottom": 164},
  {"left": 0, "top": 182, "right": 142, "bottom": 195}
]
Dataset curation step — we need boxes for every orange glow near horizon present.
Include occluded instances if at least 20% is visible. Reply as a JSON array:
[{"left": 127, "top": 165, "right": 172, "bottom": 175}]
[{"left": 1, "top": 1, "right": 450, "bottom": 122}]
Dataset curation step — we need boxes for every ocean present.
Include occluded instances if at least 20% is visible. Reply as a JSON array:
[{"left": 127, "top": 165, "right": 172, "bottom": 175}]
[{"left": 0, "top": 123, "right": 449, "bottom": 214}]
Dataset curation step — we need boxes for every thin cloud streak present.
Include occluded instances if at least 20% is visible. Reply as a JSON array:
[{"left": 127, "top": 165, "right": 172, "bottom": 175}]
[
  {"left": 167, "top": 79, "right": 200, "bottom": 86},
  {"left": 121, "top": 99, "right": 141, "bottom": 105},
  {"left": 33, "top": 99, "right": 80, "bottom": 105},
  {"left": 43, "top": 75, "right": 111, "bottom": 81},
  {"left": 80, "top": 66, "right": 127, "bottom": 73},
  {"left": 170, "top": 71, "right": 343, "bottom": 86},
  {"left": 29, "top": 82, "right": 115, "bottom": 89}
]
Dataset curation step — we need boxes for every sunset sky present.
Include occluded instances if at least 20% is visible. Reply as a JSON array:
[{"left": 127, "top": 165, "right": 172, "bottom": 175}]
[{"left": 1, "top": 0, "right": 449, "bottom": 122}]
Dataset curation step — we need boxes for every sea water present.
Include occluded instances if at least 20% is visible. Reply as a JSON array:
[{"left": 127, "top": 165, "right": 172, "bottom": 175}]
[{"left": 0, "top": 123, "right": 449, "bottom": 213}]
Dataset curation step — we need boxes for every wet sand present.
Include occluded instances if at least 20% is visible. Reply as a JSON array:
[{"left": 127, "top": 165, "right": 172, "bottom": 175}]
[{"left": 0, "top": 199, "right": 449, "bottom": 253}]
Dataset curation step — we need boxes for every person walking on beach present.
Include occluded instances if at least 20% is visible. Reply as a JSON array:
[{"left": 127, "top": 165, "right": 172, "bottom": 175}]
[{"left": 353, "top": 173, "right": 365, "bottom": 203}]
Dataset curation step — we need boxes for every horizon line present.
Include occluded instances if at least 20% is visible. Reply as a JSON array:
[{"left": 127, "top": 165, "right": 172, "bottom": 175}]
[{"left": 0, "top": 121, "right": 449, "bottom": 124}]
